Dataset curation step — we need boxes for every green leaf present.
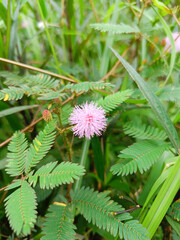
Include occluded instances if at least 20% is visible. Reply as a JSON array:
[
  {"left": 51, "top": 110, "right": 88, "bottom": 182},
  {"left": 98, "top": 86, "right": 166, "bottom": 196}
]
[
  {"left": 168, "top": 201, "right": 180, "bottom": 222},
  {"left": 42, "top": 204, "right": 76, "bottom": 240},
  {"left": 139, "top": 165, "right": 172, "bottom": 222},
  {"left": 0, "top": 3, "right": 7, "bottom": 24},
  {"left": 142, "top": 156, "right": 180, "bottom": 238},
  {"left": 6, "top": 131, "right": 28, "bottom": 176},
  {"left": 111, "top": 48, "right": 180, "bottom": 153},
  {"left": 25, "top": 123, "right": 56, "bottom": 173},
  {"left": 92, "top": 136, "right": 104, "bottom": 181},
  {"left": 72, "top": 187, "right": 149, "bottom": 240},
  {"left": 0, "top": 158, "right": 8, "bottom": 170},
  {"left": 0, "top": 105, "right": 38, "bottom": 118},
  {"left": 159, "top": 86, "right": 180, "bottom": 101},
  {"left": 152, "top": 0, "right": 172, "bottom": 14},
  {"left": 6, "top": 179, "right": 22, "bottom": 190},
  {"left": 0, "top": 87, "right": 24, "bottom": 101},
  {"left": 4, "top": 180, "right": 37, "bottom": 236},
  {"left": 97, "top": 89, "right": 133, "bottom": 113},
  {"left": 111, "top": 140, "right": 170, "bottom": 176},
  {"left": 90, "top": 23, "right": 139, "bottom": 34},
  {"left": 28, "top": 161, "right": 85, "bottom": 189},
  {"left": 64, "top": 81, "right": 113, "bottom": 93},
  {"left": 123, "top": 122, "right": 167, "bottom": 141},
  {"left": 166, "top": 216, "right": 180, "bottom": 237}
]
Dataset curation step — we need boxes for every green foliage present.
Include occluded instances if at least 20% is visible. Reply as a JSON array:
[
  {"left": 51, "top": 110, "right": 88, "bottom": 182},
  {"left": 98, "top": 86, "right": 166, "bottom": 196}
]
[
  {"left": 6, "top": 131, "right": 28, "bottom": 176},
  {"left": 25, "top": 123, "right": 56, "bottom": 173},
  {"left": 1, "top": 0, "right": 179, "bottom": 238},
  {"left": 64, "top": 81, "right": 113, "bottom": 93},
  {"left": 0, "top": 72, "right": 59, "bottom": 101},
  {"left": 4, "top": 123, "right": 86, "bottom": 236},
  {"left": 123, "top": 122, "right": 167, "bottom": 140},
  {"left": 28, "top": 161, "right": 85, "bottom": 189},
  {"left": 90, "top": 23, "right": 140, "bottom": 34},
  {"left": 0, "top": 105, "right": 38, "bottom": 118},
  {"left": 159, "top": 86, "right": 180, "bottom": 101},
  {"left": 37, "top": 90, "right": 65, "bottom": 100},
  {"left": 168, "top": 201, "right": 180, "bottom": 221},
  {"left": 6, "top": 179, "right": 22, "bottom": 190},
  {"left": 61, "top": 103, "right": 73, "bottom": 125},
  {"left": 0, "top": 72, "right": 59, "bottom": 89},
  {"left": 5, "top": 180, "right": 37, "bottom": 235},
  {"left": 97, "top": 90, "right": 133, "bottom": 112},
  {"left": 0, "top": 86, "right": 24, "bottom": 101},
  {"left": 166, "top": 215, "right": 180, "bottom": 237},
  {"left": 42, "top": 204, "right": 76, "bottom": 240},
  {"left": 111, "top": 140, "right": 170, "bottom": 176},
  {"left": 72, "top": 187, "right": 149, "bottom": 240}
]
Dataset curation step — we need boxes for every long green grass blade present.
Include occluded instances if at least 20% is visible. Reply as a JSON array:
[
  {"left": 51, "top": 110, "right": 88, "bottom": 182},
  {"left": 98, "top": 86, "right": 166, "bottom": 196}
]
[
  {"left": 0, "top": 105, "right": 38, "bottom": 118},
  {"left": 142, "top": 156, "right": 180, "bottom": 238},
  {"left": 111, "top": 48, "right": 180, "bottom": 154}
]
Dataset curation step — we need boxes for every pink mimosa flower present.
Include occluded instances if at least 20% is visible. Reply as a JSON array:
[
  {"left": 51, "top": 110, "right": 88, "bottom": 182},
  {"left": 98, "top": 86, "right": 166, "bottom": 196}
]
[{"left": 69, "top": 102, "right": 107, "bottom": 139}]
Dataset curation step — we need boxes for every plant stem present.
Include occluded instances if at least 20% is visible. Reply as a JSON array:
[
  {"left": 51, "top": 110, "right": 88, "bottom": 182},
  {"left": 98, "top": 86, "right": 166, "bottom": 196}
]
[
  {"left": 74, "top": 139, "right": 90, "bottom": 192},
  {"left": 0, "top": 57, "right": 77, "bottom": 83}
]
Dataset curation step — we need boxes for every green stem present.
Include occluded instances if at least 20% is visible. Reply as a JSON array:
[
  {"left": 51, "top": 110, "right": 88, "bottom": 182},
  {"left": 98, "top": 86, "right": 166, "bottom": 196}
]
[
  {"left": 36, "top": 0, "right": 60, "bottom": 72},
  {"left": 5, "top": 0, "right": 11, "bottom": 59},
  {"left": 142, "top": 155, "right": 180, "bottom": 238},
  {"left": 74, "top": 139, "right": 90, "bottom": 192}
]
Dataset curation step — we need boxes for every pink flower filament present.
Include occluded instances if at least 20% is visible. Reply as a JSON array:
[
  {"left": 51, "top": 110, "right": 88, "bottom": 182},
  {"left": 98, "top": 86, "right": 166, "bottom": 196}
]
[{"left": 69, "top": 102, "right": 107, "bottom": 139}]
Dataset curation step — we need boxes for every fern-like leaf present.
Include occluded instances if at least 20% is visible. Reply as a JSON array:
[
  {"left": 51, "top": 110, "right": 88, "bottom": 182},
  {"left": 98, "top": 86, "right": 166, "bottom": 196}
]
[
  {"left": 25, "top": 123, "right": 56, "bottom": 173},
  {"left": 0, "top": 87, "right": 24, "bottom": 101},
  {"left": 38, "top": 90, "right": 65, "bottom": 100},
  {"left": 42, "top": 204, "right": 76, "bottom": 240},
  {"left": 4, "top": 180, "right": 37, "bottom": 235},
  {"left": 111, "top": 140, "right": 170, "bottom": 176},
  {"left": 64, "top": 81, "right": 113, "bottom": 93},
  {"left": 61, "top": 103, "right": 73, "bottom": 125},
  {"left": 168, "top": 201, "right": 180, "bottom": 221},
  {"left": 72, "top": 187, "right": 148, "bottom": 240},
  {"left": 6, "top": 131, "right": 28, "bottom": 176},
  {"left": 123, "top": 122, "right": 167, "bottom": 140},
  {"left": 90, "top": 23, "right": 139, "bottom": 34},
  {"left": 159, "top": 86, "right": 180, "bottom": 101},
  {"left": 6, "top": 179, "right": 22, "bottom": 190},
  {"left": 28, "top": 161, "right": 85, "bottom": 189},
  {"left": 97, "top": 90, "right": 133, "bottom": 112},
  {"left": 0, "top": 71, "right": 59, "bottom": 89},
  {"left": 0, "top": 72, "right": 59, "bottom": 101}
]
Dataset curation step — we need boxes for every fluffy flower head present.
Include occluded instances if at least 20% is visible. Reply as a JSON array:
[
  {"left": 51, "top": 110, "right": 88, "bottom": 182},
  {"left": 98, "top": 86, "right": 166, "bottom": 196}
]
[{"left": 69, "top": 102, "right": 107, "bottom": 139}]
